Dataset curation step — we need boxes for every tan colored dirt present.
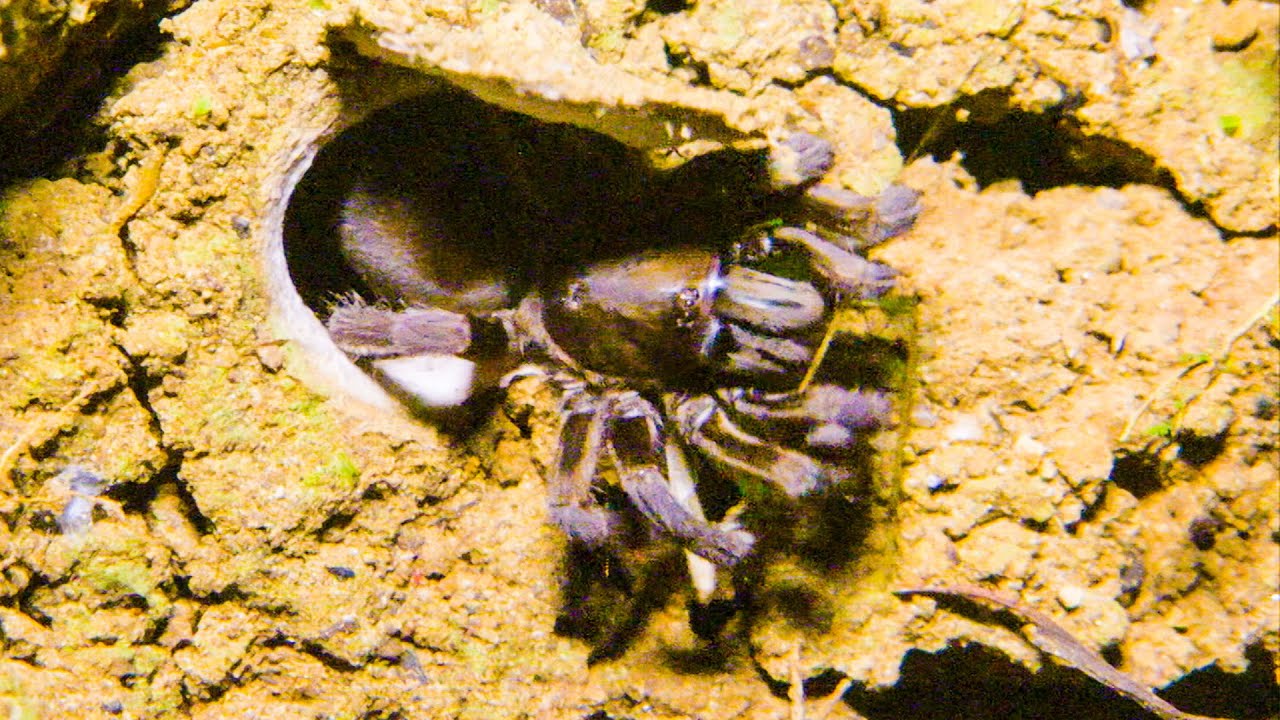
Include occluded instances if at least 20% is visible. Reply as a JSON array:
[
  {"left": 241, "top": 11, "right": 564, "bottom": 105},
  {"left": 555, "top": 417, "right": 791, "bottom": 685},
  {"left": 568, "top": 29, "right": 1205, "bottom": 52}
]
[{"left": 0, "top": 0, "right": 1275, "bottom": 718}]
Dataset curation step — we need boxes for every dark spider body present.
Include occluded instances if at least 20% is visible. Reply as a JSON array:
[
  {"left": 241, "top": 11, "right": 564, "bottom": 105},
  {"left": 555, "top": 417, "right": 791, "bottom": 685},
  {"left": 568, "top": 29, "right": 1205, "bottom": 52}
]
[
  {"left": 545, "top": 248, "right": 722, "bottom": 383},
  {"left": 315, "top": 117, "right": 919, "bottom": 570}
]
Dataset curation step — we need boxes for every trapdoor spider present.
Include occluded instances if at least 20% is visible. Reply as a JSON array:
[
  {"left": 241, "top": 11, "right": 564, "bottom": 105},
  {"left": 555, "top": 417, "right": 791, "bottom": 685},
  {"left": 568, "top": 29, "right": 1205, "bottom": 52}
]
[{"left": 305, "top": 103, "right": 919, "bottom": 576}]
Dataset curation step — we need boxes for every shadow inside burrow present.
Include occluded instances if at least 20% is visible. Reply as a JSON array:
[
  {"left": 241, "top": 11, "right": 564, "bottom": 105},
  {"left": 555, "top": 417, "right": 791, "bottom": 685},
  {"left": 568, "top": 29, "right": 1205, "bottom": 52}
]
[
  {"left": 554, "top": 465, "right": 892, "bottom": 663},
  {"left": 283, "top": 89, "right": 791, "bottom": 320},
  {"left": 282, "top": 84, "right": 794, "bottom": 430},
  {"left": 554, "top": 538, "right": 693, "bottom": 665}
]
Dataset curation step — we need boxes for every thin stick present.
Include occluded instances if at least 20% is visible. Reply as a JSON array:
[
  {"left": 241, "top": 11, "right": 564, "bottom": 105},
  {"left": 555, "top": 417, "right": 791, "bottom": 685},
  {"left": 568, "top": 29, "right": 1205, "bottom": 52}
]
[
  {"left": 108, "top": 148, "right": 166, "bottom": 235},
  {"left": 789, "top": 643, "right": 806, "bottom": 720},
  {"left": 1, "top": 150, "right": 166, "bottom": 495},
  {"left": 0, "top": 381, "right": 105, "bottom": 494},
  {"left": 896, "top": 586, "right": 1227, "bottom": 720},
  {"left": 796, "top": 311, "right": 842, "bottom": 395},
  {"left": 1119, "top": 291, "right": 1279, "bottom": 442},
  {"left": 813, "top": 677, "right": 857, "bottom": 720}
]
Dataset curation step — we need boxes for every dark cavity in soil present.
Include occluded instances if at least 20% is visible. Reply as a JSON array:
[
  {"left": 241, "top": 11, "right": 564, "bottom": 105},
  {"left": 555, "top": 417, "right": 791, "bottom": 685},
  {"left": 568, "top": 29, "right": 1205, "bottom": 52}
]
[
  {"left": 284, "top": 89, "right": 795, "bottom": 314},
  {"left": 894, "top": 89, "right": 1170, "bottom": 194}
]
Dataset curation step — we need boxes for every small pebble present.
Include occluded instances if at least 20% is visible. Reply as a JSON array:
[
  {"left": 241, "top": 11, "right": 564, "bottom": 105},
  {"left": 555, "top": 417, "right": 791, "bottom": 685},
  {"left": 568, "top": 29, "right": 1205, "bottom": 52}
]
[
  {"left": 946, "top": 414, "right": 984, "bottom": 442},
  {"left": 1188, "top": 516, "right": 1221, "bottom": 551},
  {"left": 888, "top": 41, "right": 916, "bottom": 58},
  {"left": 1057, "top": 585, "right": 1086, "bottom": 610},
  {"left": 55, "top": 467, "right": 108, "bottom": 536},
  {"left": 256, "top": 344, "right": 286, "bottom": 372},
  {"left": 1252, "top": 395, "right": 1276, "bottom": 421},
  {"left": 1117, "top": 8, "right": 1158, "bottom": 61},
  {"left": 326, "top": 566, "right": 356, "bottom": 579},
  {"left": 1025, "top": 499, "right": 1057, "bottom": 525},
  {"left": 911, "top": 404, "right": 939, "bottom": 428},
  {"left": 231, "top": 215, "right": 253, "bottom": 239},
  {"left": 797, "top": 35, "right": 835, "bottom": 70},
  {"left": 1013, "top": 434, "right": 1047, "bottom": 461}
]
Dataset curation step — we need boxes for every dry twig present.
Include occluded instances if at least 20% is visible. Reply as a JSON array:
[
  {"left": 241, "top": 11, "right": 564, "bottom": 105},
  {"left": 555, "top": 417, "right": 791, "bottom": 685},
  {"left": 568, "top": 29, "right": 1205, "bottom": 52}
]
[{"left": 896, "top": 585, "right": 1228, "bottom": 720}]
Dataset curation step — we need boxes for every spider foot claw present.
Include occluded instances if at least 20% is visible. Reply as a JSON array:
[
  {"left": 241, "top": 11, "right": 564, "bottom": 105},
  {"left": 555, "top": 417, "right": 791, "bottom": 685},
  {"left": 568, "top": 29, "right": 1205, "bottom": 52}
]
[
  {"left": 802, "top": 183, "right": 922, "bottom": 250},
  {"left": 769, "top": 132, "right": 836, "bottom": 189},
  {"left": 549, "top": 504, "right": 618, "bottom": 548},
  {"left": 773, "top": 226, "right": 898, "bottom": 299},
  {"left": 873, "top": 184, "right": 923, "bottom": 241}
]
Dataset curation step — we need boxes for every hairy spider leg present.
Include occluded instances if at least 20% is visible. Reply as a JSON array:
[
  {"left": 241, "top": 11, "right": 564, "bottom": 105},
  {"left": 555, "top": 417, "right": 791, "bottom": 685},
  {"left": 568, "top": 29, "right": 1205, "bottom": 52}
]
[
  {"left": 765, "top": 182, "right": 922, "bottom": 301},
  {"left": 720, "top": 324, "right": 814, "bottom": 378},
  {"left": 606, "top": 391, "right": 755, "bottom": 567},
  {"left": 668, "top": 393, "right": 852, "bottom": 498},
  {"left": 327, "top": 302, "right": 472, "bottom": 357},
  {"left": 326, "top": 302, "right": 481, "bottom": 407},
  {"left": 547, "top": 392, "right": 619, "bottom": 547},
  {"left": 800, "top": 183, "right": 923, "bottom": 251},
  {"left": 712, "top": 268, "right": 822, "bottom": 378},
  {"left": 773, "top": 226, "right": 897, "bottom": 299},
  {"left": 660, "top": 433, "right": 722, "bottom": 603},
  {"left": 716, "top": 384, "right": 891, "bottom": 452},
  {"left": 769, "top": 184, "right": 921, "bottom": 392}
]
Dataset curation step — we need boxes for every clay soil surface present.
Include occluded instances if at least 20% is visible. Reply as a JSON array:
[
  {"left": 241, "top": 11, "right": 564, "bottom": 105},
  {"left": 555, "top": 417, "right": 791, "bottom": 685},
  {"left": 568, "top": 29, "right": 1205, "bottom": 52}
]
[{"left": 0, "top": 0, "right": 1276, "bottom": 718}]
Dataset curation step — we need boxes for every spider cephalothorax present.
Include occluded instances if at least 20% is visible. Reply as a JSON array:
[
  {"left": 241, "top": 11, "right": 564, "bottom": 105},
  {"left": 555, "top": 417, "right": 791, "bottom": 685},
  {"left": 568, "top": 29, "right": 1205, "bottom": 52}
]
[{"left": 309, "top": 110, "right": 919, "bottom": 575}]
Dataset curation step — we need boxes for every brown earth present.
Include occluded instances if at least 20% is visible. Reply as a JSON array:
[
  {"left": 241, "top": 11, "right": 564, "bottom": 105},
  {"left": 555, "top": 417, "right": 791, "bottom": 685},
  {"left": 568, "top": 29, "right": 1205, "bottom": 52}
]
[{"left": 0, "top": 0, "right": 1276, "bottom": 718}]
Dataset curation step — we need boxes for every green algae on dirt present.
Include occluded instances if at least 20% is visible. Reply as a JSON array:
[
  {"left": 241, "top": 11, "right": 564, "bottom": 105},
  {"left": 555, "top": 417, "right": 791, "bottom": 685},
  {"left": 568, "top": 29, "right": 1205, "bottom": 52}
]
[
  {"left": 1214, "top": 46, "right": 1280, "bottom": 143},
  {"left": 300, "top": 451, "right": 361, "bottom": 492}
]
